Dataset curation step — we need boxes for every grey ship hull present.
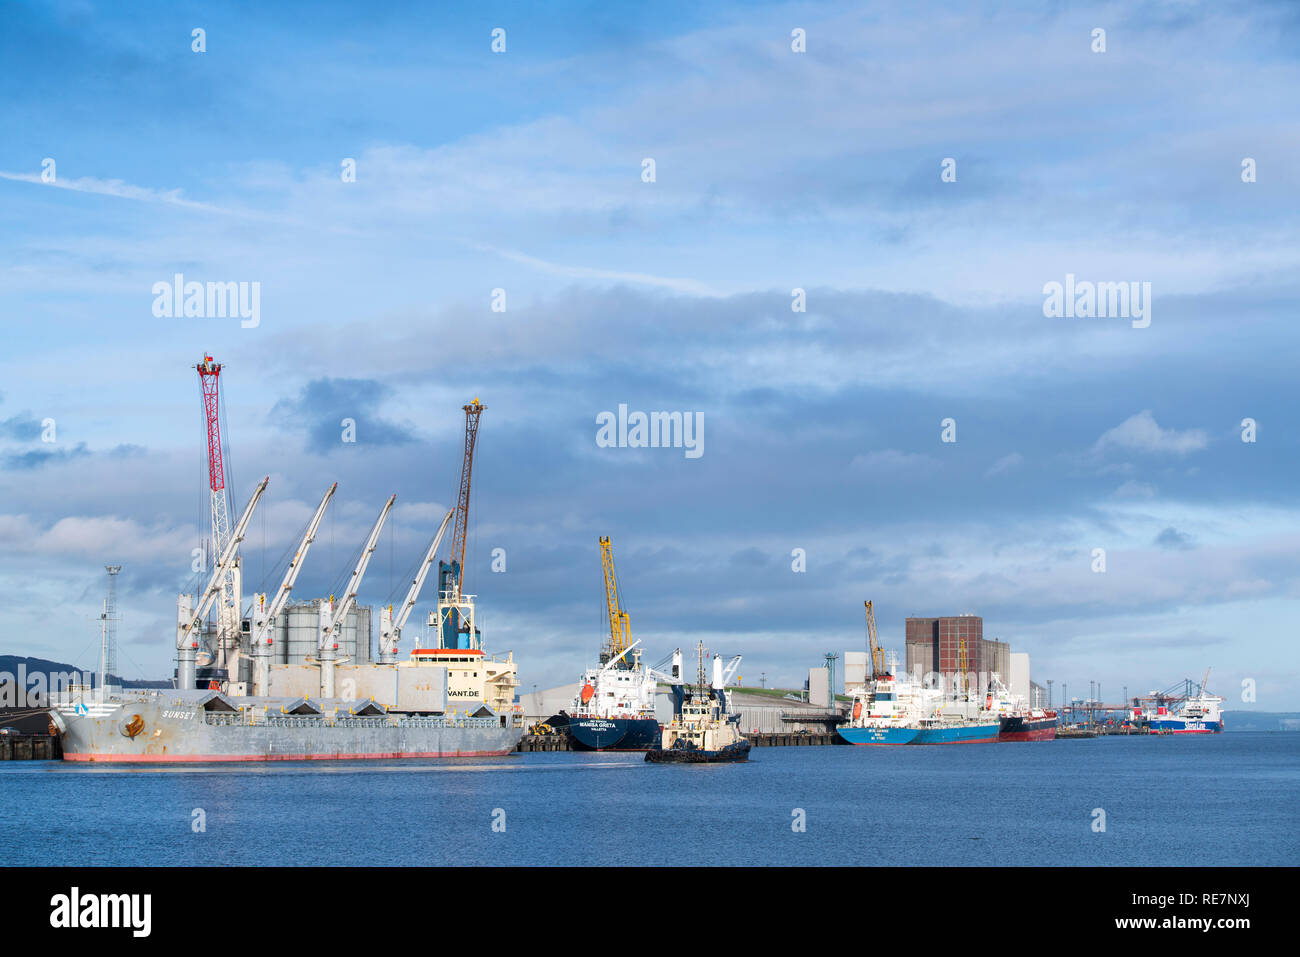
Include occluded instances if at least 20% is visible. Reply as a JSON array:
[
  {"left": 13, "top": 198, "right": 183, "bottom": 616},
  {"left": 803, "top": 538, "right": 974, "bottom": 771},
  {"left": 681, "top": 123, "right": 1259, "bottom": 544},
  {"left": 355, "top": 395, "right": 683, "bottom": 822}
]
[{"left": 51, "top": 690, "right": 521, "bottom": 763}]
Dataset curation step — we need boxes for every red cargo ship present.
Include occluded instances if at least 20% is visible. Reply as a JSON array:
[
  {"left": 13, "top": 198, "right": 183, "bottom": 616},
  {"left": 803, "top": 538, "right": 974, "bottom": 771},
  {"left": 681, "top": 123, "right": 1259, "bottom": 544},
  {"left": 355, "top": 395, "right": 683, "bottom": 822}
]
[{"left": 998, "top": 710, "right": 1057, "bottom": 741}]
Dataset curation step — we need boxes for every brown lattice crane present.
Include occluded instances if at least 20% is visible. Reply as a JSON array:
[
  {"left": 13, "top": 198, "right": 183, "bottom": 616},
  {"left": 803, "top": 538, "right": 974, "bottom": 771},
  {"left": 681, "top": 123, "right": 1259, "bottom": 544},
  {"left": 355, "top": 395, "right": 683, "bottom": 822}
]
[{"left": 447, "top": 398, "right": 485, "bottom": 600}]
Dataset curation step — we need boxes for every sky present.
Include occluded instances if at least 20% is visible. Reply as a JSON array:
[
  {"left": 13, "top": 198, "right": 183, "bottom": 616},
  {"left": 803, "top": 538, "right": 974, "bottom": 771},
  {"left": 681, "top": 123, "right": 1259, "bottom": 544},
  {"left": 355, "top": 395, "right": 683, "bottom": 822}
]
[{"left": 1, "top": 0, "right": 1298, "bottom": 708}]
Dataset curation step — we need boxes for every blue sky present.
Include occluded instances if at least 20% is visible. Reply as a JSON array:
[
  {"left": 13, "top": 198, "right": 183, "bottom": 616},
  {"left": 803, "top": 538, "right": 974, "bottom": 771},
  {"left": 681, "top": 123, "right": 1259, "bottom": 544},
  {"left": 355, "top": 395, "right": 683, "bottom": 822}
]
[{"left": 1, "top": 0, "right": 1298, "bottom": 708}]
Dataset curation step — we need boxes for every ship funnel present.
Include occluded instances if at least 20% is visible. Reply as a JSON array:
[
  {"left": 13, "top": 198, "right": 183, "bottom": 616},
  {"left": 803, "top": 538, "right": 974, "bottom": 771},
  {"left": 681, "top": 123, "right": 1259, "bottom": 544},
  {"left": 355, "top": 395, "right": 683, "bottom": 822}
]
[{"left": 712, "top": 654, "right": 723, "bottom": 689}]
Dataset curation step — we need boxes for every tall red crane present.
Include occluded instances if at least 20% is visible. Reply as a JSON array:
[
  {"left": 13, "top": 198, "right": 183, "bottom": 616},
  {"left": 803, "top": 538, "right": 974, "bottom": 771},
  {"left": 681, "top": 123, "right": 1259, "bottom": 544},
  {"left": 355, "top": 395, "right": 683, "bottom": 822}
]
[{"left": 195, "top": 354, "right": 239, "bottom": 669}]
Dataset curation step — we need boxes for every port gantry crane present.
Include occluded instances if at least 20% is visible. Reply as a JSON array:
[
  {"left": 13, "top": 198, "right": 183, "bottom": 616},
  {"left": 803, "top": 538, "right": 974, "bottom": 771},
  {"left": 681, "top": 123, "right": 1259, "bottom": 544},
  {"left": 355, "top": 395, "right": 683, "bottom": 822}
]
[
  {"left": 314, "top": 493, "right": 396, "bottom": 698},
  {"left": 589, "top": 535, "right": 687, "bottom": 709},
  {"left": 599, "top": 536, "right": 633, "bottom": 665},
  {"left": 378, "top": 508, "right": 454, "bottom": 663},
  {"left": 1136, "top": 669, "right": 1214, "bottom": 714},
  {"left": 176, "top": 477, "right": 270, "bottom": 690},
  {"left": 195, "top": 354, "right": 242, "bottom": 673},
  {"left": 432, "top": 399, "right": 485, "bottom": 651},
  {"left": 863, "top": 600, "right": 888, "bottom": 678},
  {"left": 245, "top": 482, "right": 338, "bottom": 695}
]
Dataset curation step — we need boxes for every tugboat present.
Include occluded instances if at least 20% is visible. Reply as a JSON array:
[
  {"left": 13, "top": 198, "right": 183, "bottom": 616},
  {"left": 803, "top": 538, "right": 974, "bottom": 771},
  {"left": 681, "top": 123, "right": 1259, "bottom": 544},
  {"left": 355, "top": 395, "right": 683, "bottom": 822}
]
[
  {"left": 645, "top": 643, "right": 749, "bottom": 763},
  {"left": 568, "top": 537, "right": 678, "bottom": 751}
]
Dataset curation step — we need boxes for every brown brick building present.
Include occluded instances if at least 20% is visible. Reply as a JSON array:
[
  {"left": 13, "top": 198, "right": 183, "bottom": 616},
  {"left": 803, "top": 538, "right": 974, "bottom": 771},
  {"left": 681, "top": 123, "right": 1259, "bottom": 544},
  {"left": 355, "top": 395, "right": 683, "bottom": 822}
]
[{"left": 905, "top": 614, "right": 1009, "bottom": 693}]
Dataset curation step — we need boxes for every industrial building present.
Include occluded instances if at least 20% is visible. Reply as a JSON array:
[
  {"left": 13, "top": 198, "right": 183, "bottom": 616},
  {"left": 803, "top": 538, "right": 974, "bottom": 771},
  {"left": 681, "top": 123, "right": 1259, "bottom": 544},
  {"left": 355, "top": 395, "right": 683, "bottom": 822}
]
[{"left": 904, "top": 614, "right": 1012, "bottom": 694}]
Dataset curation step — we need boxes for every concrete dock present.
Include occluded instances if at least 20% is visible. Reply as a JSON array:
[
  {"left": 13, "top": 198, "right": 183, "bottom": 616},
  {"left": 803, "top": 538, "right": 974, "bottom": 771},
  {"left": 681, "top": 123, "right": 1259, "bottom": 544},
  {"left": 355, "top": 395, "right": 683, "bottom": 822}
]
[{"left": 516, "top": 730, "right": 843, "bottom": 751}]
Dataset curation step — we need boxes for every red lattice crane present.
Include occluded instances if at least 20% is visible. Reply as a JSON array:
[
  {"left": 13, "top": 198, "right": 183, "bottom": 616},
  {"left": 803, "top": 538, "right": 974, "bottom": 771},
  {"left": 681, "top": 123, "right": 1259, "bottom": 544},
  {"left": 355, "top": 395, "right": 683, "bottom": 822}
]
[{"left": 195, "top": 354, "right": 238, "bottom": 664}]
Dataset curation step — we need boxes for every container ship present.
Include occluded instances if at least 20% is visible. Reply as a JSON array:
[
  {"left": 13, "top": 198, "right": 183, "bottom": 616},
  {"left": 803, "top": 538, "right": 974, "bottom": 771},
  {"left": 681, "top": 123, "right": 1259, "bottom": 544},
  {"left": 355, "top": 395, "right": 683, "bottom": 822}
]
[
  {"left": 49, "top": 381, "right": 522, "bottom": 761},
  {"left": 568, "top": 537, "right": 680, "bottom": 751}
]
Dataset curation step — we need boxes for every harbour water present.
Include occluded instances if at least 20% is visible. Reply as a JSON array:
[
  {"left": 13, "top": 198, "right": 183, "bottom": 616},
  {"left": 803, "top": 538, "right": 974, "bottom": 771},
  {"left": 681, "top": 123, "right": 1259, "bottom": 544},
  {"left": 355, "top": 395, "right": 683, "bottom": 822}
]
[{"left": 1, "top": 734, "right": 1295, "bottom": 866}]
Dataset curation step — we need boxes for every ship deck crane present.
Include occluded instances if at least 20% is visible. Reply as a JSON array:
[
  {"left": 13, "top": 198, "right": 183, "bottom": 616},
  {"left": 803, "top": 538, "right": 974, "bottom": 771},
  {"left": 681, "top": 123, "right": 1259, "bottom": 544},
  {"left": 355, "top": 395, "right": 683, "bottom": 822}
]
[
  {"left": 645, "top": 648, "right": 686, "bottom": 713},
  {"left": 599, "top": 536, "right": 633, "bottom": 665},
  {"left": 247, "top": 482, "right": 337, "bottom": 694},
  {"left": 711, "top": 653, "right": 743, "bottom": 713},
  {"left": 176, "top": 477, "right": 269, "bottom": 690},
  {"left": 379, "top": 508, "right": 454, "bottom": 663},
  {"left": 315, "top": 493, "right": 396, "bottom": 697}
]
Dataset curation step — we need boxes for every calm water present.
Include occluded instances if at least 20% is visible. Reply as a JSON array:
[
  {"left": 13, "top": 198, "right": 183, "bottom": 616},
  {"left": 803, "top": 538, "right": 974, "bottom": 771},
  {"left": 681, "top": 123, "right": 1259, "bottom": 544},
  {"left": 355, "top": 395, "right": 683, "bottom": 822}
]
[{"left": 2, "top": 734, "right": 1296, "bottom": 866}]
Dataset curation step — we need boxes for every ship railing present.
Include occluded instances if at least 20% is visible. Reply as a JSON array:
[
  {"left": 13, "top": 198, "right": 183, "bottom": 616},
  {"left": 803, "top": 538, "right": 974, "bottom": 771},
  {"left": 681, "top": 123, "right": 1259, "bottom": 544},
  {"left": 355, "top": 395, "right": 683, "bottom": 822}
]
[{"left": 202, "top": 712, "right": 501, "bottom": 730}]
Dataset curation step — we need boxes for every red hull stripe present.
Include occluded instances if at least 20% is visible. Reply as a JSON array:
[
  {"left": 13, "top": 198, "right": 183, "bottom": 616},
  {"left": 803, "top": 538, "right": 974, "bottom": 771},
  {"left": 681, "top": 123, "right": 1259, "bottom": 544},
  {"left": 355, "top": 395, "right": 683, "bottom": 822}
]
[{"left": 63, "top": 750, "right": 511, "bottom": 763}]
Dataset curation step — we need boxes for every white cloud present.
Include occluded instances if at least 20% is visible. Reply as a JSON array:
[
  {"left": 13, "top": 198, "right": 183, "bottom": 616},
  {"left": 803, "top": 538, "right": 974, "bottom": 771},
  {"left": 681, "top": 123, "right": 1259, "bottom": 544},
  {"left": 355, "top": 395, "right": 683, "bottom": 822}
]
[
  {"left": 0, "top": 170, "right": 231, "bottom": 214},
  {"left": 1094, "top": 410, "right": 1208, "bottom": 456},
  {"left": 0, "top": 513, "right": 197, "bottom": 564},
  {"left": 985, "top": 452, "right": 1023, "bottom": 477},
  {"left": 1113, "top": 480, "right": 1157, "bottom": 499}
]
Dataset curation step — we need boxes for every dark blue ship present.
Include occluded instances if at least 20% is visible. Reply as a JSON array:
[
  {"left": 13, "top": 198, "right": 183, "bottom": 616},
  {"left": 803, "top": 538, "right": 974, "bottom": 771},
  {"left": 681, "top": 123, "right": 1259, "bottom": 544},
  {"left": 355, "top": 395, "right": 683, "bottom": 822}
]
[{"left": 568, "top": 715, "right": 660, "bottom": 751}]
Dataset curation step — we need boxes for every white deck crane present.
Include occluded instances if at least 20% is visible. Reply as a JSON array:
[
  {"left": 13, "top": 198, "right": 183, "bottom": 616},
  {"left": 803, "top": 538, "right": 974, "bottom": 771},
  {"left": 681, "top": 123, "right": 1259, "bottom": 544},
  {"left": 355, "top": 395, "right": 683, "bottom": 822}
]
[
  {"left": 176, "top": 477, "right": 269, "bottom": 690},
  {"left": 314, "top": 493, "right": 396, "bottom": 697},
  {"left": 711, "top": 653, "right": 743, "bottom": 713},
  {"left": 378, "top": 508, "right": 454, "bottom": 663},
  {"left": 246, "top": 483, "right": 337, "bottom": 695},
  {"left": 645, "top": 647, "right": 686, "bottom": 712}
]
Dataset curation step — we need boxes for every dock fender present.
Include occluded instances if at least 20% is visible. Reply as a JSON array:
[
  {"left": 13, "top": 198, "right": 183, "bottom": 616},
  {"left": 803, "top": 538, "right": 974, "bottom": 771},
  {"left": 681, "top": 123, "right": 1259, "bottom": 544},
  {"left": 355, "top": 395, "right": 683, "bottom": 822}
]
[{"left": 48, "top": 710, "right": 67, "bottom": 735}]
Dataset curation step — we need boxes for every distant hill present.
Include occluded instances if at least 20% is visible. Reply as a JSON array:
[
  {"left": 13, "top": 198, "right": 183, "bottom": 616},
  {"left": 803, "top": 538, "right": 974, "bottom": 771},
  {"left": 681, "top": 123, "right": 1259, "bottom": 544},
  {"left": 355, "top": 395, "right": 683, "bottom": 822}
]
[
  {"left": 1222, "top": 711, "right": 1300, "bottom": 732},
  {"left": 0, "top": 654, "right": 170, "bottom": 691}
]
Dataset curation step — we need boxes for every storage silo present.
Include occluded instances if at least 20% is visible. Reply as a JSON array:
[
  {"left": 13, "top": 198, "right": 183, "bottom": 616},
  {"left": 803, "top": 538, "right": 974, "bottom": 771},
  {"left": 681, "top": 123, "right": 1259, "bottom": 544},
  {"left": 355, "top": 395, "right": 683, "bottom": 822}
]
[{"left": 275, "top": 600, "right": 373, "bottom": 664}]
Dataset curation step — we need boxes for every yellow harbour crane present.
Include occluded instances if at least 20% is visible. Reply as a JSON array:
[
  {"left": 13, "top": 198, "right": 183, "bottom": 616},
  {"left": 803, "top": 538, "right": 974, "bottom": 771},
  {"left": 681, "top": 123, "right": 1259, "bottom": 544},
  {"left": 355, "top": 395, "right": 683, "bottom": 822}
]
[
  {"left": 864, "top": 600, "right": 888, "bottom": 678},
  {"left": 599, "top": 536, "right": 632, "bottom": 664}
]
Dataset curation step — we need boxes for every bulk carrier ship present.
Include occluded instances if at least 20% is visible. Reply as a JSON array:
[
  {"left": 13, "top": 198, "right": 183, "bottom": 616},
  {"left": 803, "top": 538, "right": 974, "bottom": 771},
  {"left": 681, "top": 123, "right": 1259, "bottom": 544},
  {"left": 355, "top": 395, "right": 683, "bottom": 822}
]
[{"left": 49, "top": 380, "right": 522, "bottom": 762}]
